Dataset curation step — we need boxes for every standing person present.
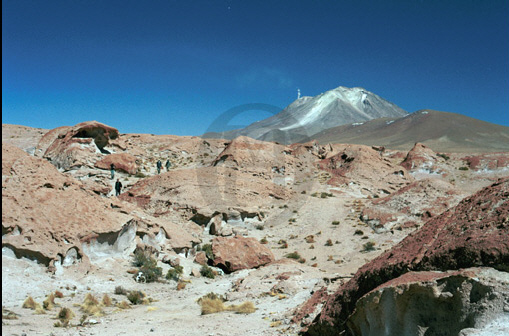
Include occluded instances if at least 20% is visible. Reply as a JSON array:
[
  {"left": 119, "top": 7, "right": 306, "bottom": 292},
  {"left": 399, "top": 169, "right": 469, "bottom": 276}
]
[
  {"left": 110, "top": 163, "right": 115, "bottom": 179},
  {"left": 165, "top": 159, "right": 171, "bottom": 171},
  {"left": 115, "top": 178, "right": 122, "bottom": 196},
  {"left": 156, "top": 160, "right": 162, "bottom": 174}
]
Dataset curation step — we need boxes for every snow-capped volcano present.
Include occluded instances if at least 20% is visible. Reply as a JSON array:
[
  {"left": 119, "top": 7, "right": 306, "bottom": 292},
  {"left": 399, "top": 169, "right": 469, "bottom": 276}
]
[
  {"left": 203, "top": 86, "right": 408, "bottom": 144},
  {"left": 279, "top": 86, "right": 407, "bottom": 131}
]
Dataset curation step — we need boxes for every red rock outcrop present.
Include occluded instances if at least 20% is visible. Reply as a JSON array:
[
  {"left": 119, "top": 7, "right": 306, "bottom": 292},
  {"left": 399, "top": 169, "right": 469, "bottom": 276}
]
[
  {"left": 360, "top": 178, "right": 465, "bottom": 231},
  {"left": 345, "top": 268, "right": 509, "bottom": 336},
  {"left": 318, "top": 144, "right": 413, "bottom": 196},
  {"left": 463, "top": 153, "right": 509, "bottom": 171},
  {"left": 2, "top": 143, "right": 197, "bottom": 272},
  {"left": 38, "top": 121, "right": 119, "bottom": 170},
  {"left": 119, "top": 166, "right": 292, "bottom": 220},
  {"left": 400, "top": 142, "right": 439, "bottom": 172},
  {"left": 303, "top": 177, "right": 509, "bottom": 335},
  {"left": 2, "top": 124, "right": 49, "bottom": 154},
  {"left": 95, "top": 153, "right": 140, "bottom": 175},
  {"left": 211, "top": 236, "right": 275, "bottom": 273},
  {"left": 212, "top": 136, "right": 312, "bottom": 187}
]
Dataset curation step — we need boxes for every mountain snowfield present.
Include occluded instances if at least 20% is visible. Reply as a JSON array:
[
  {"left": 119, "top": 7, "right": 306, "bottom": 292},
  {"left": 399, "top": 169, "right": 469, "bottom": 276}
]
[
  {"left": 279, "top": 86, "right": 407, "bottom": 131},
  {"left": 203, "top": 86, "right": 408, "bottom": 144}
]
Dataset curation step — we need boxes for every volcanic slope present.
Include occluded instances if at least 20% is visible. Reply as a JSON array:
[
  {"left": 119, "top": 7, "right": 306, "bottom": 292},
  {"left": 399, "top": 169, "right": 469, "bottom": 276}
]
[
  {"left": 304, "top": 109, "right": 509, "bottom": 153},
  {"left": 203, "top": 86, "right": 407, "bottom": 144}
]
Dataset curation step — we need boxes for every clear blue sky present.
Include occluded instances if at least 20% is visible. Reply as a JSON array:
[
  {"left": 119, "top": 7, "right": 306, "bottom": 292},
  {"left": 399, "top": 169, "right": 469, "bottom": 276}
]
[{"left": 3, "top": 0, "right": 509, "bottom": 135}]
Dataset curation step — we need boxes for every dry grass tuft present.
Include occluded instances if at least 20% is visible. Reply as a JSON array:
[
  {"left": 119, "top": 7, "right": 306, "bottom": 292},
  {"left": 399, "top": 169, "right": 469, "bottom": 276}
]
[
  {"left": 22, "top": 296, "right": 37, "bottom": 309},
  {"left": 116, "top": 300, "right": 131, "bottom": 309},
  {"left": 43, "top": 293, "right": 56, "bottom": 310},
  {"left": 176, "top": 281, "right": 187, "bottom": 291},
  {"left": 102, "top": 294, "right": 113, "bottom": 307},
  {"left": 2, "top": 307, "right": 19, "bottom": 320},
  {"left": 81, "top": 293, "right": 104, "bottom": 316},
  {"left": 56, "top": 307, "right": 75, "bottom": 322},
  {"left": 200, "top": 297, "right": 225, "bottom": 315},
  {"left": 229, "top": 301, "right": 256, "bottom": 314},
  {"left": 34, "top": 305, "right": 46, "bottom": 315},
  {"left": 198, "top": 293, "right": 256, "bottom": 315}
]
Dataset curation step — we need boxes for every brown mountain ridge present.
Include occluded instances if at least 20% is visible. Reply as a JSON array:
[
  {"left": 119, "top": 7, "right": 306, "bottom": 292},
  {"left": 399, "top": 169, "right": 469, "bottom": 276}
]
[{"left": 302, "top": 110, "right": 509, "bottom": 153}]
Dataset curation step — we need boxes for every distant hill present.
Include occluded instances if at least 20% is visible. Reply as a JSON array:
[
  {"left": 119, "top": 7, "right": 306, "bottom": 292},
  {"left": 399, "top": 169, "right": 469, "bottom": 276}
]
[
  {"left": 202, "top": 86, "right": 407, "bottom": 144},
  {"left": 301, "top": 110, "right": 509, "bottom": 153}
]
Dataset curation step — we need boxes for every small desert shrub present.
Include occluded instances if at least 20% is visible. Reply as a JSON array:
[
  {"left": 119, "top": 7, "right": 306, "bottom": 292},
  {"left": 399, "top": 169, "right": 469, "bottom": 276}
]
[
  {"left": 437, "top": 153, "right": 450, "bottom": 160},
  {"left": 166, "top": 265, "right": 184, "bottom": 281},
  {"left": 102, "top": 294, "right": 113, "bottom": 307},
  {"left": 305, "top": 235, "right": 315, "bottom": 243},
  {"left": 458, "top": 166, "right": 469, "bottom": 171},
  {"left": 81, "top": 293, "right": 103, "bottom": 316},
  {"left": 199, "top": 244, "right": 214, "bottom": 260},
  {"left": 176, "top": 281, "right": 187, "bottom": 291},
  {"left": 354, "top": 229, "right": 364, "bottom": 235},
  {"left": 332, "top": 221, "right": 340, "bottom": 225},
  {"left": 255, "top": 224, "right": 264, "bottom": 230},
  {"left": 135, "top": 171, "right": 146, "bottom": 178},
  {"left": 200, "top": 265, "right": 216, "bottom": 279},
  {"left": 362, "top": 241, "right": 376, "bottom": 252},
  {"left": 200, "top": 297, "right": 225, "bottom": 315},
  {"left": 325, "top": 239, "right": 333, "bottom": 246},
  {"left": 54, "top": 290, "right": 64, "bottom": 298},
  {"left": 198, "top": 293, "right": 255, "bottom": 315},
  {"left": 43, "top": 293, "right": 56, "bottom": 310},
  {"left": 260, "top": 237, "right": 268, "bottom": 244},
  {"left": 285, "top": 251, "right": 301, "bottom": 260},
  {"left": 127, "top": 290, "right": 146, "bottom": 305},
  {"left": 114, "top": 286, "right": 127, "bottom": 295},
  {"left": 228, "top": 301, "right": 256, "bottom": 314},
  {"left": 116, "top": 301, "right": 131, "bottom": 309},
  {"left": 288, "top": 218, "right": 296, "bottom": 223},
  {"left": 320, "top": 192, "right": 333, "bottom": 198},
  {"left": 56, "top": 307, "right": 75, "bottom": 323},
  {"left": 35, "top": 305, "right": 46, "bottom": 315},
  {"left": 133, "top": 250, "right": 162, "bottom": 283},
  {"left": 22, "top": 296, "right": 38, "bottom": 310}
]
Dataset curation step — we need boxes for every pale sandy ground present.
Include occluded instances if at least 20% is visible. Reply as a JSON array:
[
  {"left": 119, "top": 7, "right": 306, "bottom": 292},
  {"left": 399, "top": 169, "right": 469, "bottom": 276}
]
[{"left": 3, "top": 179, "right": 404, "bottom": 336}]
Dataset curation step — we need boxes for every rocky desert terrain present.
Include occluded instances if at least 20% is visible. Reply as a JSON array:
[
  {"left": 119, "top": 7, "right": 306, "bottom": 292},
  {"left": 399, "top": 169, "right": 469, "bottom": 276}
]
[{"left": 2, "top": 121, "right": 509, "bottom": 336}]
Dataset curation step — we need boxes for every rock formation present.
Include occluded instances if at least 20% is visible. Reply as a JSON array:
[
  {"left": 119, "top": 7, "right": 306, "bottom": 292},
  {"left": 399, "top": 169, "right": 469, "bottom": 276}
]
[
  {"left": 318, "top": 144, "right": 413, "bottom": 196},
  {"left": 360, "top": 178, "right": 466, "bottom": 232},
  {"left": 38, "top": 121, "right": 119, "bottom": 170},
  {"left": 211, "top": 236, "right": 275, "bottom": 273},
  {"left": 400, "top": 142, "right": 439, "bottom": 172},
  {"left": 2, "top": 142, "right": 198, "bottom": 272},
  {"left": 303, "top": 178, "right": 509, "bottom": 335}
]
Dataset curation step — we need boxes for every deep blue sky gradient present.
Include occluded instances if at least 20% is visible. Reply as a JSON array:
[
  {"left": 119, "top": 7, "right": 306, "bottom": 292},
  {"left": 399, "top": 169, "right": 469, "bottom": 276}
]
[{"left": 3, "top": 0, "right": 509, "bottom": 135}]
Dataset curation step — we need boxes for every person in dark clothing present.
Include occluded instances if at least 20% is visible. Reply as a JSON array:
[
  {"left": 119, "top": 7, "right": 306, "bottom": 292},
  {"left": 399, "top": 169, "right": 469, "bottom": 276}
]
[
  {"left": 165, "top": 159, "right": 171, "bottom": 171},
  {"left": 110, "top": 163, "right": 115, "bottom": 179},
  {"left": 157, "top": 160, "right": 162, "bottom": 174},
  {"left": 115, "top": 179, "right": 122, "bottom": 196}
]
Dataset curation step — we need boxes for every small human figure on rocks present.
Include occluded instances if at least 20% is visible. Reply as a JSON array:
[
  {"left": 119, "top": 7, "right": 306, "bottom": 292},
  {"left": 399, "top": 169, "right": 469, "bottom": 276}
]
[
  {"left": 156, "top": 160, "right": 162, "bottom": 174},
  {"left": 110, "top": 163, "right": 115, "bottom": 179},
  {"left": 115, "top": 178, "right": 122, "bottom": 196},
  {"left": 165, "top": 159, "right": 171, "bottom": 171}
]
